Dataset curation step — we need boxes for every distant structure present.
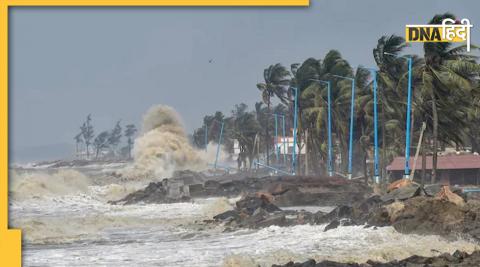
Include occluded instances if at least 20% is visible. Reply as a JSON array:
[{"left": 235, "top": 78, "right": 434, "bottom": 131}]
[
  {"left": 231, "top": 136, "right": 307, "bottom": 158},
  {"left": 273, "top": 136, "right": 306, "bottom": 156},
  {"left": 387, "top": 154, "right": 480, "bottom": 185}
]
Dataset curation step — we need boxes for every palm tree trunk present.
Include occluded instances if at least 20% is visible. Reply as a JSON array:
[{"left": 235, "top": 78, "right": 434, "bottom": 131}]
[
  {"left": 421, "top": 133, "right": 427, "bottom": 186},
  {"left": 381, "top": 102, "right": 387, "bottom": 183},
  {"left": 296, "top": 112, "right": 303, "bottom": 175},
  {"left": 363, "top": 146, "right": 368, "bottom": 184},
  {"left": 305, "top": 128, "right": 309, "bottom": 175},
  {"left": 431, "top": 91, "right": 438, "bottom": 184},
  {"left": 266, "top": 101, "right": 271, "bottom": 166}
]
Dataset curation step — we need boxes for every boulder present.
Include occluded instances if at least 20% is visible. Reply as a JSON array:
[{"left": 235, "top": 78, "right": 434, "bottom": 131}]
[
  {"left": 213, "top": 210, "right": 240, "bottom": 222},
  {"left": 236, "top": 195, "right": 281, "bottom": 215},
  {"left": 424, "top": 184, "right": 443, "bottom": 196},
  {"left": 381, "top": 183, "right": 423, "bottom": 202}
]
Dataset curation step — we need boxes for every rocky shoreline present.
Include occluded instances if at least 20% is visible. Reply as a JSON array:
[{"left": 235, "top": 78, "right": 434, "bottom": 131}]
[
  {"left": 110, "top": 172, "right": 480, "bottom": 266},
  {"left": 272, "top": 250, "right": 480, "bottom": 267}
]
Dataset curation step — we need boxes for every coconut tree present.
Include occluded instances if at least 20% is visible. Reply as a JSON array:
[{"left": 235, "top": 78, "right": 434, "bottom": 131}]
[
  {"left": 229, "top": 104, "right": 261, "bottom": 170},
  {"left": 257, "top": 63, "right": 290, "bottom": 165},
  {"left": 374, "top": 35, "right": 428, "bottom": 182},
  {"left": 417, "top": 13, "right": 480, "bottom": 183},
  {"left": 300, "top": 51, "right": 355, "bottom": 175}
]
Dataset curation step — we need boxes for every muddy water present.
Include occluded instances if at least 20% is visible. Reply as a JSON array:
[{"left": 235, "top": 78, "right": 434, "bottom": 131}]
[{"left": 9, "top": 167, "right": 479, "bottom": 267}]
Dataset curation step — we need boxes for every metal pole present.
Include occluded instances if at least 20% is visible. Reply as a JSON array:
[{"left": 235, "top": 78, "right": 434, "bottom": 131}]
[
  {"left": 292, "top": 87, "right": 298, "bottom": 175},
  {"left": 204, "top": 124, "right": 208, "bottom": 152},
  {"left": 347, "top": 79, "right": 355, "bottom": 180},
  {"left": 327, "top": 81, "right": 333, "bottom": 177},
  {"left": 404, "top": 57, "right": 413, "bottom": 179},
  {"left": 214, "top": 121, "right": 224, "bottom": 169},
  {"left": 282, "top": 115, "right": 286, "bottom": 164},
  {"left": 372, "top": 70, "right": 380, "bottom": 184},
  {"left": 274, "top": 114, "right": 279, "bottom": 162}
]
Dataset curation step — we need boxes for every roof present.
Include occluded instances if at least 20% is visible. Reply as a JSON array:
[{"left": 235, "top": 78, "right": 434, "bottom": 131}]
[{"left": 387, "top": 154, "right": 480, "bottom": 171}]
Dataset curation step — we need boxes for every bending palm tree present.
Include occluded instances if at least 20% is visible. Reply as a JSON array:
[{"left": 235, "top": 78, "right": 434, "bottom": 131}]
[
  {"left": 418, "top": 13, "right": 480, "bottom": 183},
  {"left": 257, "top": 63, "right": 290, "bottom": 165}
]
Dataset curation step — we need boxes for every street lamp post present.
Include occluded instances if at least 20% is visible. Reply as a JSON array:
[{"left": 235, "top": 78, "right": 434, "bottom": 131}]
[
  {"left": 384, "top": 52, "right": 413, "bottom": 179},
  {"left": 365, "top": 68, "right": 380, "bottom": 184},
  {"left": 291, "top": 87, "right": 299, "bottom": 175},
  {"left": 309, "top": 79, "right": 334, "bottom": 177},
  {"left": 332, "top": 74, "right": 355, "bottom": 180},
  {"left": 274, "top": 113, "right": 279, "bottom": 162}
]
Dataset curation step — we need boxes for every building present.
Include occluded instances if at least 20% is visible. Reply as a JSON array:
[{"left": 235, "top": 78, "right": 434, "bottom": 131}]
[
  {"left": 231, "top": 135, "right": 306, "bottom": 157},
  {"left": 387, "top": 154, "right": 480, "bottom": 185},
  {"left": 274, "top": 136, "right": 306, "bottom": 155}
]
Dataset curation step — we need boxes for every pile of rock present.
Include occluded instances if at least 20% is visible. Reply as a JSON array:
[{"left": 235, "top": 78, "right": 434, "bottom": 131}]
[
  {"left": 272, "top": 250, "right": 480, "bottom": 267},
  {"left": 313, "top": 180, "right": 480, "bottom": 241},
  {"left": 212, "top": 193, "right": 321, "bottom": 229},
  {"left": 109, "top": 179, "right": 190, "bottom": 205}
]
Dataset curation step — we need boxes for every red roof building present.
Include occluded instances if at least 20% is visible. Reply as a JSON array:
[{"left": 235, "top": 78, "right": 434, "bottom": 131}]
[{"left": 387, "top": 154, "right": 480, "bottom": 185}]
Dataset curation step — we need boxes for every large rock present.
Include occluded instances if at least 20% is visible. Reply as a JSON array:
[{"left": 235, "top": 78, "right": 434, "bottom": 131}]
[
  {"left": 212, "top": 194, "right": 301, "bottom": 229},
  {"left": 314, "top": 195, "right": 384, "bottom": 226},
  {"left": 424, "top": 184, "right": 443, "bottom": 196},
  {"left": 109, "top": 179, "right": 190, "bottom": 205},
  {"left": 380, "top": 183, "right": 423, "bottom": 202},
  {"left": 213, "top": 210, "right": 240, "bottom": 222},
  {"left": 236, "top": 195, "right": 281, "bottom": 215}
]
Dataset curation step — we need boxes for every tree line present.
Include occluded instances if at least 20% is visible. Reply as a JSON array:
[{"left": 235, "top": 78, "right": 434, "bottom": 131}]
[
  {"left": 193, "top": 13, "right": 480, "bottom": 184},
  {"left": 74, "top": 114, "right": 137, "bottom": 160}
]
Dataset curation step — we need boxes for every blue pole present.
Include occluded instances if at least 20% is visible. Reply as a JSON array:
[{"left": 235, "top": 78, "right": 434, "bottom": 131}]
[
  {"left": 274, "top": 114, "right": 279, "bottom": 162},
  {"left": 404, "top": 57, "right": 413, "bottom": 179},
  {"left": 214, "top": 121, "right": 224, "bottom": 169},
  {"left": 292, "top": 87, "right": 298, "bottom": 175},
  {"left": 204, "top": 124, "right": 208, "bottom": 151},
  {"left": 347, "top": 79, "right": 355, "bottom": 179},
  {"left": 282, "top": 115, "right": 286, "bottom": 164},
  {"left": 372, "top": 70, "right": 380, "bottom": 183},
  {"left": 327, "top": 81, "right": 333, "bottom": 177}
]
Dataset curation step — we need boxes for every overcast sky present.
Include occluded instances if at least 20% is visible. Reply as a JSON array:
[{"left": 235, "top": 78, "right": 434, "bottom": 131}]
[{"left": 9, "top": 0, "right": 480, "bottom": 161}]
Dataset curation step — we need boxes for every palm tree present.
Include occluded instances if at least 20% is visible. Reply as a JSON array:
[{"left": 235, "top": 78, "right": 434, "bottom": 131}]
[
  {"left": 418, "top": 13, "right": 480, "bottom": 183},
  {"left": 257, "top": 63, "right": 290, "bottom": 165},
  {"left": 230, "top": 104, "right": 261, "bottom": 170},
  {"left": 373, "top": 35, "right": 410, "bottom": 181},
  {"left": 300, "top": 51, "right": 354, "bottom": 175}
]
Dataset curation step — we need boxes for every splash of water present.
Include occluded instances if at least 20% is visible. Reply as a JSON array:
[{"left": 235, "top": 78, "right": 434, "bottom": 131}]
[{"left": 122, "top": 105, "right": 227, "bottom": 179}]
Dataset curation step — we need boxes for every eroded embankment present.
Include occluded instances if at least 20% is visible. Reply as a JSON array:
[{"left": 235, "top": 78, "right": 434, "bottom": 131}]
[{"left": 111, "top": 174, "right": 372, "bottom": 207}]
